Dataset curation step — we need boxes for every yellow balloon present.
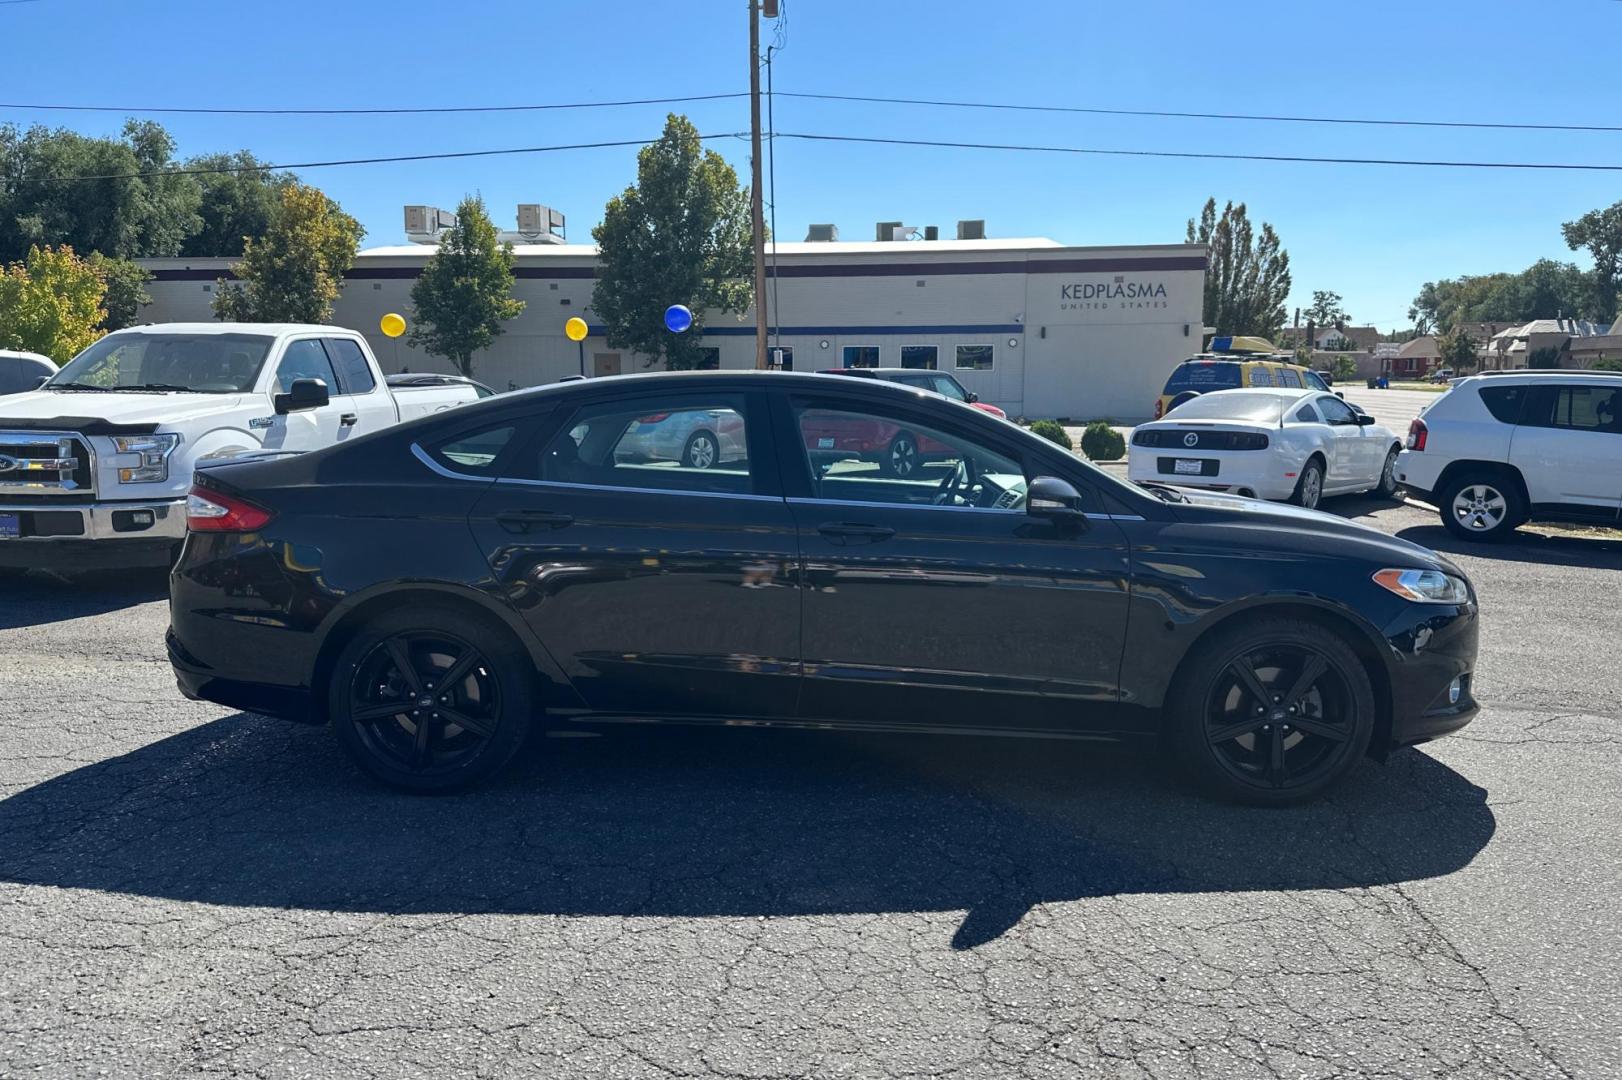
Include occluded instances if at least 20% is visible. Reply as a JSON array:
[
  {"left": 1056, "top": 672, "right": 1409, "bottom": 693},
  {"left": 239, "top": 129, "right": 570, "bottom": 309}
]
[
  {"left": 564, "top": 316, "right": 589, "bottom": 342},
  {"left": 380, "top": 313, "right": 407, "bottom": 338}
]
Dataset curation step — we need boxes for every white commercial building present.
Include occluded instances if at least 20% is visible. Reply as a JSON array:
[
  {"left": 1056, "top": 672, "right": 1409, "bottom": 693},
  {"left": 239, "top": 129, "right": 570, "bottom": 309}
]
[{"left": 137, "top": 232, "right": 1207, "bottom": 421}]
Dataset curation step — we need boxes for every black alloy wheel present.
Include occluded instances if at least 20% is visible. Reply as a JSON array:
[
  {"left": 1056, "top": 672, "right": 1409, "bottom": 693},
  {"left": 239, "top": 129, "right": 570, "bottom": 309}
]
[
  {"left": 330, "top": 606, "right": 532, "bottom": 793},
  {"left": 1170, "top": 618, "right": 1374, "bottom": 804}
]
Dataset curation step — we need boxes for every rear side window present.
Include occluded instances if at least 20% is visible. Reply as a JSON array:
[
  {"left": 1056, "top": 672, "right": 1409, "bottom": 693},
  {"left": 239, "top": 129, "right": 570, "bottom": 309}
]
[
  {"left": 1478, "top": 385, "right": 1526, "bottom": 424},
  {"left": 1247, "top": 367, "right": 1276, "bottom": 388},
  {"left": 1164, "top": 362, "right": 1241, "bottom": 394},
  {"left": 537, "top": 395, "right": 755, "bottom": 495},
  {"left": 325, "top": 338, "right": 376, "bottom": 394},
  {"left": 430, "top": 425, "right": 517, "bottom": 474},
  {"left": 1293, "top": 403, "right": 1321, "bottom": 423},
  {"left": 1278, "top": 367, "right": 1302, "bottom": 388}
]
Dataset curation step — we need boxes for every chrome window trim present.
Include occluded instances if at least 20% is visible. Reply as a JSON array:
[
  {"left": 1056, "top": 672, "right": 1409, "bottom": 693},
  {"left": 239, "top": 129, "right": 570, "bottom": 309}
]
[{"left": 787, "top": 495, "right": 1144, "bottom": 522}]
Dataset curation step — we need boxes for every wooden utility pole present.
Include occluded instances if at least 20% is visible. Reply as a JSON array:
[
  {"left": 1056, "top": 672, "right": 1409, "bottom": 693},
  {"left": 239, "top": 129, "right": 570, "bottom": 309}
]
[{"left": 748, "top": 0, "right": 770, "bottom": 368}]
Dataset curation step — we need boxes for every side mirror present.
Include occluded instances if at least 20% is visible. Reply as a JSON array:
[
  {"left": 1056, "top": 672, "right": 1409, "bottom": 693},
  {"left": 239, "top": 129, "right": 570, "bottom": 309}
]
[
  {"left": 965, "top": 391, "right": 979, "bottom": 403},
  {"left": 1355, "top": 412, "right": 1377, "bottom": 426},
  {"left": 1335, "top": 391, "right": 1345, "bottom": 399},
  {"left": 1027, "top": 475, "right": 1089, "bottom": 529},
  {"left": 273, "top": 378, "right": 330, "bottom": 415}
]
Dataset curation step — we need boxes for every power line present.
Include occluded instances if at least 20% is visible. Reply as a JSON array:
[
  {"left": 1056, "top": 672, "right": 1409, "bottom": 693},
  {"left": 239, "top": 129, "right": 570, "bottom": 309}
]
[
  {"left": 0, "top": 92, "right": 747, "bottom": 117},
  {"left": 774, "top": 131, "right": 1622, "bottom": 171},
  {"left": 10, "top": 134, "right": 744, "bottom": 184},
  {"left": 779, "top": 90, "right": 1622, "bottom": 135}
]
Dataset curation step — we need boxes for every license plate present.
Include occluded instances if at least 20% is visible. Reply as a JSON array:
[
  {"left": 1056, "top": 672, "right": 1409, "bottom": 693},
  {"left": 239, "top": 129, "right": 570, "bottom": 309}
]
[
  {"left": 0, "top": 513, "right": 18, "bottom": 539},
  {"left": 817, "top": 437, "right": 835, "bottom": 449},
  {"left": 1173, "top": 459, "right": 1204, "bottom": 475}
]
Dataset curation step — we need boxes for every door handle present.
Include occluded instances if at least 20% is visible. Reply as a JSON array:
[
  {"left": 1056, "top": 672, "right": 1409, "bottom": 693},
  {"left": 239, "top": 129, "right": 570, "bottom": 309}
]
[
  {"left": 817, "top": 522, "right": 896, "bottom": 544},
  {"left": 495, "top": 509, "right": 575, "bottom": 533},
  {"left": 340, "top": 413, "right": 359, "bottom": 427}
]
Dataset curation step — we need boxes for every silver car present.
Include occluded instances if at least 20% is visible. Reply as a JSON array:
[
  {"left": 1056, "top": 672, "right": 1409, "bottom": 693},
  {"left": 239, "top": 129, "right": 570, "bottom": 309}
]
[{"left": 613, "top": 407, "right": 748, "bottom": 470}]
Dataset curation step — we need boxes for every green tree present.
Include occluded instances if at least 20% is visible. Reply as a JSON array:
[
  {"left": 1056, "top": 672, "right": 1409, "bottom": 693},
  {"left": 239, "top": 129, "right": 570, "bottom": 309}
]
[
  {"left": 592, "top": 114, "right": 752, "bottom": 369},
  {"left": 1305, "top": 289, "right": 1348, "bottom": 327},
  {"left": 212, "top": 182, "right": 362, "bottom": 323},
  {"left": 182, "top": 152, "right": 296, "bottom": 257},
  {"left": 1436, "top": 327, "right": 1477, "bottom": 373},
  {"left": 408, "top": 195, "right": 525, "bottom": 377},
  {"left": 1562, "top": 200, "right": 1622, "bottom": 321},
  {"left": 1410, "top": 259, "right": 1593, "bottom": 333},
  {"left": 0, "top": 245, "right": 107, "bottom": 360},
  {"left": 1592, "top": 357, "right": 1622, "bottom": 371},
  {"left": 87, "top": 253, "right": 151, "bottom": 331},
  {"left": 0, "top": 120, "right": 200, "bottom": 263},
  {"left": 1185, "top": 199, "right": 1291, "bottom": 338},
  {"left": 1331, "top": 354, "right": 1358, "bottom": 381}
]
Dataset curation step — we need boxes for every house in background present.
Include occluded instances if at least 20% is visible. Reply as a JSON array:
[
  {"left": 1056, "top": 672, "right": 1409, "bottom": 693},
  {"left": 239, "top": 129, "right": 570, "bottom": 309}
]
[
  {"left": 1483, "top": 318, "right": 1612, "bottom": 369},
  {"left": 1393, "top": 335, "right": 1440, "bottom": 377}
]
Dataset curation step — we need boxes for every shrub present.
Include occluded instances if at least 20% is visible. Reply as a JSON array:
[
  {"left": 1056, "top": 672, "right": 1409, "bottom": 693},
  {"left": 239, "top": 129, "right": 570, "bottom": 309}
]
[
  {"left": 1080, "top": 421, "right": 1125, "bottom": 461},
  {"left": 1027, "top": 419, "right": 1072, "bottom": 451}
]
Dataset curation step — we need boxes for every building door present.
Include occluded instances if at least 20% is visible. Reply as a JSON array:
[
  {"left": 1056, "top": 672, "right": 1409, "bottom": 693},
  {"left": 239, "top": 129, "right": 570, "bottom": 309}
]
[{"left": 592, "top": 352, "right": 622, "bottom": 377}]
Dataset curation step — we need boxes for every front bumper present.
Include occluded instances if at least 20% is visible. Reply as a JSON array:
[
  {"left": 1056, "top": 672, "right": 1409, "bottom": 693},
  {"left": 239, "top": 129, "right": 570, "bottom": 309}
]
[
  {"left": 0, "top": 498, "right": 187, "bottom": 568},
  {"left": 1381, "top": 600, "right": 1481, "bottom": 750}
]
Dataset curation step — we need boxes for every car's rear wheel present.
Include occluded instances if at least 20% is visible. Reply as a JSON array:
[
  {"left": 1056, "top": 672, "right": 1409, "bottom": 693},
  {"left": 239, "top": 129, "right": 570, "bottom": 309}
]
[
  {"left": 1289, "top": 458, "right": 1325, "bottom": 509},
  {"left": 883, "top": 432, "right": 920, "bottom": 477},
  {"left": 1373, "top": 446, "right": 1401, "bottom": 499},
  {"left": 682, "top": 430, "right": 719, "bottom": 470},
  {"left": 329, "top": 605, "right": 533, "bottom": 793},
  {"left": 1438, "top": 472, "right": 1523, "bottom": 542},
  {"left": 1169, "top": 618, "right": 1375, "bottom": 805}
]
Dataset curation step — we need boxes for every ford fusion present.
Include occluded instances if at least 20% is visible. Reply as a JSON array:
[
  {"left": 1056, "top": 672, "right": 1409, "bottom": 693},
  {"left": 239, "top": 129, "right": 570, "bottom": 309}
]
[{"left": 168, "top": 371, "right": 1479, "bottom": 804}]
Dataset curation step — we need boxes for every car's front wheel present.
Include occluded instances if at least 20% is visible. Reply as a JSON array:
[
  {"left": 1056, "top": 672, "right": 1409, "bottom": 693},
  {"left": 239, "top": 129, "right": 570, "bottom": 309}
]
[
  {"left": 1438, "top": 472, "right": 1523, "bottom": 542},
  {"left": 683, "top": 430, "right": 720, "bottom": 470},
  {"left": 1168, "top": 617, "right": 1375, "bottom": 805},
  {"left": 329, "top": 605, "right": 533, "bottom": 793}
]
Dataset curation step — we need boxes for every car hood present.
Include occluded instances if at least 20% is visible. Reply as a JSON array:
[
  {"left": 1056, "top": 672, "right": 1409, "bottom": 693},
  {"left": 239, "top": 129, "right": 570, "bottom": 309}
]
[
  {"left": 1166, "top": 489, "right": 1463, "bottom": 574},
  {"left": 0, "top": 389, "right": 248, "bottom": 429}
]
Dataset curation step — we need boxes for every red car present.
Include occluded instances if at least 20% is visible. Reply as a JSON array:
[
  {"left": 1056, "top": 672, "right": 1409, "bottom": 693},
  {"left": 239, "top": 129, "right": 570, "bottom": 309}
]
[{"left": 810, "top": 368, "right": 1006, "bottom": 477}]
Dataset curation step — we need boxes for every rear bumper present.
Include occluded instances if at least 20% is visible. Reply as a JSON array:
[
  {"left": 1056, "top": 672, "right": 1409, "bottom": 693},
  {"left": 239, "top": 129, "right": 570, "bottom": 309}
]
[
  {"left": 168, "top": 629, "right": 319, "bottom": 722},
  {"left": 0, "top": 498, "right": 186, "bottom": 567}
]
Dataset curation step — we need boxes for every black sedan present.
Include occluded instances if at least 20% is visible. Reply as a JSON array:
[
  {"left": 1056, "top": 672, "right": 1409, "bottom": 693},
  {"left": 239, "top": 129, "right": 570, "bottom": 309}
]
[{"left": 168, "top": 371, "right": 1479, "bottom": 804}]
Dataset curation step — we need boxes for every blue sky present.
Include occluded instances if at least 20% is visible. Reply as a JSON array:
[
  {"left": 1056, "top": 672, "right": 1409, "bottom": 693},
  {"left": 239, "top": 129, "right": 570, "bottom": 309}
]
[{"left": 4, "top": 0, "right": 1620, "bottom": 330}]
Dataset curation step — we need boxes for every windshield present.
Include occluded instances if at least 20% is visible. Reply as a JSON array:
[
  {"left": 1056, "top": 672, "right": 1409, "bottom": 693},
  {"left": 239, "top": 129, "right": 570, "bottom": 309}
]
[
  {"left": 1164, "top": 391, "right": 1287, "bottom": 423},
  {"left": 1164, "top": 361, "right": 1241, "bottom": 393},
  {"left": 49, "top": 333, "right": 274, "bottom": 393}
]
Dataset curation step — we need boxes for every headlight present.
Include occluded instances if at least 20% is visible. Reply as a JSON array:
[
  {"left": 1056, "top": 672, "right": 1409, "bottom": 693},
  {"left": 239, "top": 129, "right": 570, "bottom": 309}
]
[
  {"left": 1372, "top": 568, "right": 1471, "bottom": 604},
  {"left": 112, "top": 432, "right": 182, "bottom": 484}
]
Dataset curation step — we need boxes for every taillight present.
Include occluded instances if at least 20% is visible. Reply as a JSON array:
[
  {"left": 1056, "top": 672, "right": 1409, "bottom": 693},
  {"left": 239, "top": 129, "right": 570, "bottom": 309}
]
[
  {"left": 635, "top": 412, "right": 671, "bottom": 424},
  {"left": 1154, "top": 399, "right": 1164, "bottom": 419},
  {"left": 1406, "top": 418, "right": 1428, "bottom": 451},
  {"left": 186, "top": 486, "right": 273, "bottom": 532}
]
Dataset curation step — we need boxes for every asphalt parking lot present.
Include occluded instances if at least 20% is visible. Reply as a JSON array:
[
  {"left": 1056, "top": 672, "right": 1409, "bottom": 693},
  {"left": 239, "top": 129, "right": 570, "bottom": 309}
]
[{"left": 3, "top": 494, "right": 1620, "bottom": 1078}]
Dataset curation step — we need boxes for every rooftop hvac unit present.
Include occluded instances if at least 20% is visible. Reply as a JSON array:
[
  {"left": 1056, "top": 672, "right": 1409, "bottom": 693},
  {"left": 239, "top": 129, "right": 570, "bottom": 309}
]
[
  {"left": 516, "top": 203, "right": 568, "bottom": 243},
  {"left": 924, "top": 225, "right": 939, "bottom": 241},
  {"left": 875, "top": 220, "right": 903, "bottom": 242},
  {"left": 805, "top": 223, "right": 838, "bottom": 242},
  {"left": 956, "top": 219, "right": 986, "bottom": 240},
  {"left": 404, "top": 205, "right": 456, "bottom": 241}
]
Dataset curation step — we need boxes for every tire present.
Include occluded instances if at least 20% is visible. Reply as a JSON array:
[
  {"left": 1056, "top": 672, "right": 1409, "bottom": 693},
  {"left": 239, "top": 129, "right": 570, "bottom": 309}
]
[
  {"left": 1373, "top": 446, "right": 1401, "bottom": 500},
  {"left": 328, "top": 604, "right": 534, "bottom": 793},
  {"left": 882, "top": 432, "right": 920, "bottom": 478},
  {"left": 682, "top": 430, "right": 719, "bottom": 470},
  {"left": 1438, "top": 471, "right": 1523, "bottom": 543},
  {"left": 1289, "top": 457, "right": 1325, "bottom": 509},
  {"left": 1168, "top": 617, "right": 1376, "bottom": 806}
]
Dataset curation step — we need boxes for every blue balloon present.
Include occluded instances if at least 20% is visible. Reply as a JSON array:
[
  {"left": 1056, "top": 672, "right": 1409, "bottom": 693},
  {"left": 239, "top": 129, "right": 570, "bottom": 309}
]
[{"left": 664, "top": 304, "right": 694, "bottom": 334}]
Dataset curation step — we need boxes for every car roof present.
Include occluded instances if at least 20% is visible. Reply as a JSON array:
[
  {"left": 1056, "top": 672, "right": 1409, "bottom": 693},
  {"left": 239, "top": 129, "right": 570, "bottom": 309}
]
[
  {"left": 110, "top": 322, "right": 363, "bottom": 338},
  {"left": 1465, "top": 369, "right": 1622, "bottom": 382},
  {"left": 820, "top": 367, "right": 943, "bottom": 377}
]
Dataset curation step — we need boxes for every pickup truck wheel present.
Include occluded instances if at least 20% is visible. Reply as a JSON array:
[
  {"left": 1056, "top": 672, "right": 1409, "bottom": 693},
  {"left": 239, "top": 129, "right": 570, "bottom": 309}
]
[
  {"left": 329, "top": 606, "right": 532, "bottom": 794},
  {"left": 1439, "top": 473, "right": 1523, "bottom": 542},
  {"left": 1168, "top": 617, "right": 1375, "bottom": 805}
]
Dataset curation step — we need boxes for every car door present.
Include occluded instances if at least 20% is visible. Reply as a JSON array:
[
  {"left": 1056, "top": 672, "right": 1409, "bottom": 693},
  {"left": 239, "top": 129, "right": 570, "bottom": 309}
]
[
  {"left": 1313, "top": 393, "right": 1371, "bottom": 490},
  {"left": 462, "top": 389, "right": 803, "bottom": 720},
  {"left": 1511, "top": 383, "right": 1622, "bottom": 520},
  {"left": 323, "top": 337, "right": 397, "bottom": 437},
  {"left": 774, "top": 389, "right": 1136, "bottom": 735},
  {"left": 260, "top": 338, "right": 346, "bottom": 451}
]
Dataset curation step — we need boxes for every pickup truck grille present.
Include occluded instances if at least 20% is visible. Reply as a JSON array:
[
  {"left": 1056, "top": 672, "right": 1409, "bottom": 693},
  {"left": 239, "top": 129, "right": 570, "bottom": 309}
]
[{"left": 0, "top": 432, "right": 95, "bottom": 498}]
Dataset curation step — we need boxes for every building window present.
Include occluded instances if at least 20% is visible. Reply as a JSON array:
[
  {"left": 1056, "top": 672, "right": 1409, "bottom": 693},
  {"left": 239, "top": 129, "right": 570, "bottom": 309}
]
[
  {"left": 900, "top": 345, "right": 938, "bottom": 370},
  {"left": 697, "top": 347, "right": 720, "bottom": 370},
  {"left": 843, "top": 345, "right": 880, "bottom": 368},
  {"left": 954, "top": 344, "right": 994, "bottom": 371},
  {"left": 769, "top": 345, "right": 794, "bottom": 370}
]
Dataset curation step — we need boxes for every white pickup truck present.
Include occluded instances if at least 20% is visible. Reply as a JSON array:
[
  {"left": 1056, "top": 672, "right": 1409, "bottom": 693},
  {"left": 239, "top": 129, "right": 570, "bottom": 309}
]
[{"left": 0, "top": 323, "right": 480, "bottom": 570}]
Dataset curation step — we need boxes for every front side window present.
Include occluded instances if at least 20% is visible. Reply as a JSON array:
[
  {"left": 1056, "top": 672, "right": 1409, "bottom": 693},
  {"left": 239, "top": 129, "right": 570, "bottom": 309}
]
[
  {"left": 843, "top": 345, "right": 880, "bottom": 368},
  {"left": 537, "top": 395, "right": 754, "bottom": 495},
  {"left": 275, "top": 340, "right": 340, "bottom": 394},
  {"left": 325, "top": 338, "right": 376, "bottom": 393},
  {"left": 1317, "top": 395, "right": 1358, "bottom": 425},
  {"left": 49, "top": 332, "right": 273, "bottom": 393},
  {"left": 954, "top": 344, "right": 994, "bottom": 371},
  {"left": 901, "top": 345, "right": 938, "bottom": 370},
  {"left": 792, "top": 399, "right": 1026, "bottom": 510},
  {"left": 1302, "top": 370, "right": 1331, "bottom": 391},
  {"left": 930, "top": 375, "right": 968, "bottom": 401}
]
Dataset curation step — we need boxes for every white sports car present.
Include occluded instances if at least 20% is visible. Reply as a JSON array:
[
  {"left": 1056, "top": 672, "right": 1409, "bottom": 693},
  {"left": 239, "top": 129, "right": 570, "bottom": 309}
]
[{"left": 1126, "top": 387, "right": 1403, "bottom": 509}]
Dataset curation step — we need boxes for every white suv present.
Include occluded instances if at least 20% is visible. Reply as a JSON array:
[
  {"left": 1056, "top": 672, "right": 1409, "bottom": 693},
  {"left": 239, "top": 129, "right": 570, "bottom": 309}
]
[{"left": 1396, "top": 371, "right": 1622, "bottom": 541}]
